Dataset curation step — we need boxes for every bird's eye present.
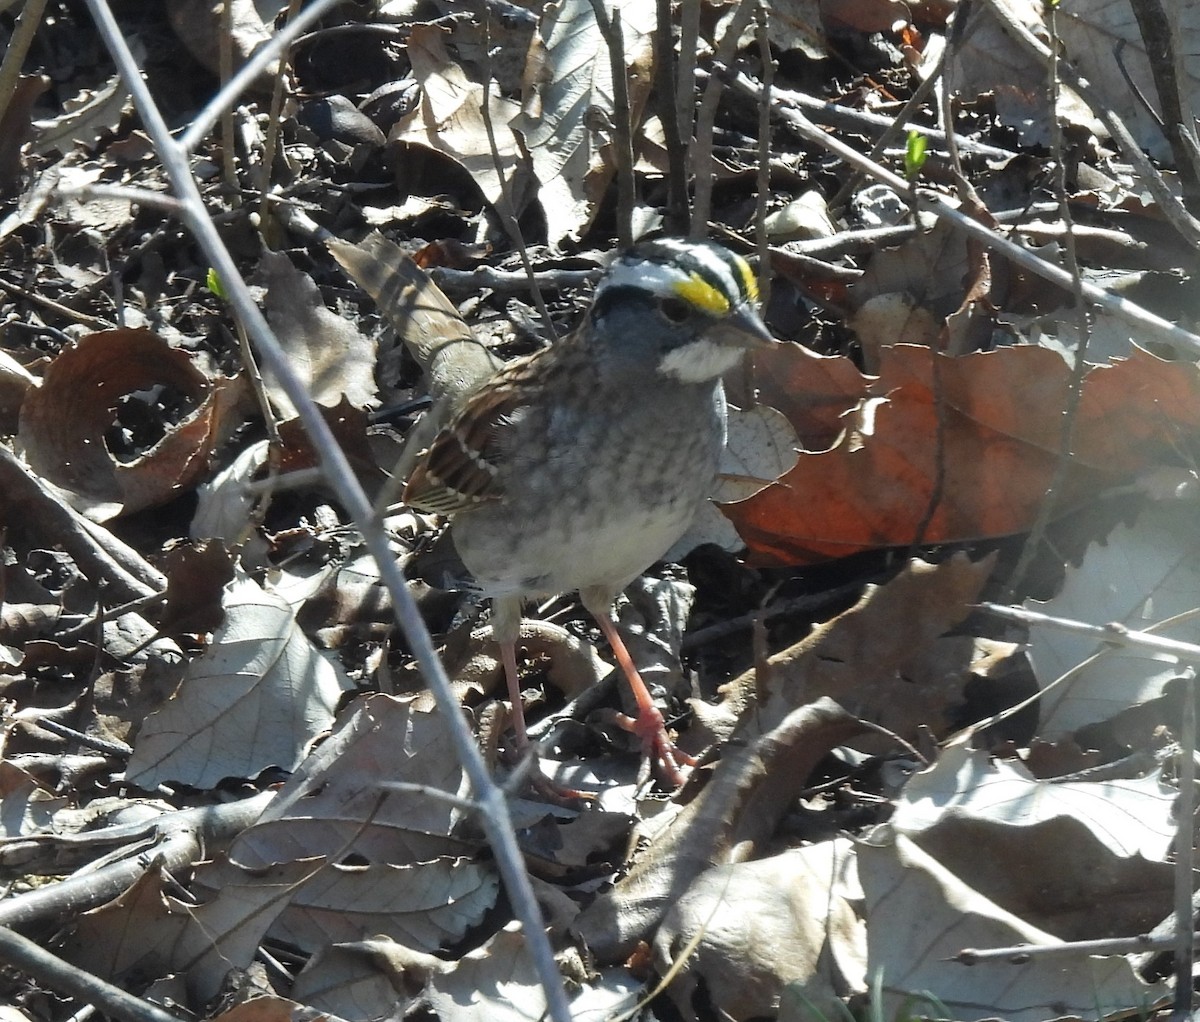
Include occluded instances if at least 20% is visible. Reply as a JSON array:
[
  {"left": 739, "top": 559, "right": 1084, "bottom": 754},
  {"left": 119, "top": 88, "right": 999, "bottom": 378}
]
[{"left": 659, "top": 297, "right": 692, "bottom": 323}]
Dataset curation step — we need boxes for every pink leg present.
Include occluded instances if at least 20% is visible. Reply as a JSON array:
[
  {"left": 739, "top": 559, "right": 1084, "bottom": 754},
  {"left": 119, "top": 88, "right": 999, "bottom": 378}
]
[
  {"left": 490, "top": 597, "right": 531, "bottom": 750},
  {"left": 499, "top": 639, "right": 530, "bottom": 749},
  {"left": 590, "top": 612, "right": 695, "bottom": 786}
]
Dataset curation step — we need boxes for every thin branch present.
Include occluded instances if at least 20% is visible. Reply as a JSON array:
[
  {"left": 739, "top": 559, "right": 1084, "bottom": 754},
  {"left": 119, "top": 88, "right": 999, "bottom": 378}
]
[
  {"left": 978, "top": 0, "right": 1200, "bottom": 252},
  {"left": 0, "top": 0, "right": 49, "bottom": 132},
  {"left": 654, "top": 0, "right": 689, "bottom": 234},
  {"left": 179, "top": 0, "right": 345, "bottom": 154},
  {"left": 1128, "top": 0, "right": 1200, "bottom": 208},
  {"left": 742, "top": 76, "right": 1017, "bottom": 162},
  {"left": 1173, "top": 668, "right": 1196, "bottom": 1020},
  {"left": 0, "top": 794, "right": 272, "bottom": 930},
  {"left": 690, "top": 1, "right": 759, "bottom": 238},
  {"left": 955, "top": 930, "right": 1198, "bottom": 965},
  {"left": 724, "top": 66, "right": 1200, "bottom": 357},
  {"left": 0, "top": 928, "right": 180, "bottom": 1022},
  {"left": 978, "top": 602, "right": 1200, "bottom": 662},
  {"left": 675, "top": 0, "right": 700, "bottom": 152},
  {"left": 753, "top": 4, "right": 772, "bottom": 305},
  {"left": 430, "top": 265, "right": 599, "bottom": 293},
  {"left": 257, "top": 0, "right": 304, "bottom": 228},
  {"left": 218, "top": 0, "right": 239, "bottom": 195},
  {"left": 82, "top": 3, "right": 571, "bottom": 1019},
  {"left": 1005, "top": 2, "right": 1092, "bottom": 599},
  {"left": 588, "top": 0, "right": 636, "bottom": 247},
  {"left": 480, "top": 25, "right": 557, "bottom": 340}
]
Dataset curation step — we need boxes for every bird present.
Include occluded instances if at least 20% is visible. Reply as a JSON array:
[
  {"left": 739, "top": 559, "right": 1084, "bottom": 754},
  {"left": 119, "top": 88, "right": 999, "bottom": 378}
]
[{"left": 403, "top": 238, "right": 775, "bottom": 784}]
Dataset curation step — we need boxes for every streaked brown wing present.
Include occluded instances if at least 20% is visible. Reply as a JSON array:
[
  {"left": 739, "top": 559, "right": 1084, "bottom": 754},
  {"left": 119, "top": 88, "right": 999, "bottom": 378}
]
[{"left": 403, "top": 356, "right": 538, "bottom": 515}]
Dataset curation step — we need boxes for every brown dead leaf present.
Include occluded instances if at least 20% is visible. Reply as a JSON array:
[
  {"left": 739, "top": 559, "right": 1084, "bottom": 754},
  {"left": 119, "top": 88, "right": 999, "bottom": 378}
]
[
  {"left": 165, "top": 0, "right": 278, "bottom": 82},
  {"left": 254, "top": 251, "right": 378, "bottom": 417},
  {"left": 390, "top": 25, "right": 529, "bottom": 213},
  {"left": 653, "top": 842, "right": 864, "bottom": 1022},
  {"left": 749, "top": 342, "right": 865, "bottom": 452},
  {"left": 275, "top": 397, "right": 385, "bottom": 485},
  {"left": 155, "top": 540, "right": 236, "bottom": 638},
  {"left": 16, "top": 329, "right": 242, "bottom": 522},
  {"left": 728, "top": 344, "right": 1200, "bottom": 565},
  {"left": 573, "top": 699, "right": 867, "bottom": 962},
  {"left": 698, "top": 554, "right": 995, "bottom": 752}
]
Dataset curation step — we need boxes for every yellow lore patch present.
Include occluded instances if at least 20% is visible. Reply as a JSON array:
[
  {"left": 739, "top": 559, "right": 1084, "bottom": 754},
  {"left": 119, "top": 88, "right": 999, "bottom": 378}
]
[{"left": 673, "top": 273, "right": 731, "bottom": 315}]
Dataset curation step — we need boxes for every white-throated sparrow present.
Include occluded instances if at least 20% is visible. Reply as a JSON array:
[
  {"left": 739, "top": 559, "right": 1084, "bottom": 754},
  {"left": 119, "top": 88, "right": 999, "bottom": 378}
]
[{"left": 404, "top": 238, "right": 775, "bottom": 783}]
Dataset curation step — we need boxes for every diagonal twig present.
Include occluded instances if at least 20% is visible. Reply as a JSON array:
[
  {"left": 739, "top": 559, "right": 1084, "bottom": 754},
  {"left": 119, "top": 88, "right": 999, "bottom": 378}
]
[{"left": 80, "top": 3, "right": 571, "bottom": 1018}]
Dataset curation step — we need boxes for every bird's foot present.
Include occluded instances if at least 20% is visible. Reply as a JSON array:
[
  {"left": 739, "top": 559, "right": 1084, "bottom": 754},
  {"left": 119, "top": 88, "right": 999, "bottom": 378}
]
[
  {"left": 614, "top": 705, "right": 696, "bottom": 787},
  {"left": 500, "top": 734, "right": 595, "bottom": 806}
]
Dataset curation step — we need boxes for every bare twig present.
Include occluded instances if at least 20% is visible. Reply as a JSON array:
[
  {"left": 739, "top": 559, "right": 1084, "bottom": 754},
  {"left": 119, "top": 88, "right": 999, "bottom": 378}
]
[
  {"left": 0, "top": 794, "right": 272, "bottom": 930},
  {"left": 1005, "top": 3, "right": 1092, "bottom": 599},
  {"left": 481, "top": 23, "right": 556, "bottom": 340},
  {"left": 430, "top": 264, "right": 599, "bottom": 293},
  {"left": 179, "top": 0, "right": 344, "bottom": 155},
  {"left": 82, "top": 3, "right": 571, "bottom": 1019},
  {"left": 258, "top": 0, "right": 304, "bottom": 228},
  {"left": 724, "top": 66, "right": 1200, "bottom": 356},
  {"left": 691, "top": 0, "right": 759, "bottom": 238},
  {"left": 740, "top": 76, "right": 1017, "bottom": 163},
  {"left": 1128, "top": 0, "right": 1200, "bottom": 208},
  {"left": 0, "top": 0, "right": 49, "bottom": 133},
  {"left": 1172, "top": 668, "right": 1196, "bottom": 1020},
  {"left": 675, "top": 0, "right": 700, "bottom": 154},
  {"left": 587, "top": 0, "right": 636, "bottom": 247},
  {"left": 753, "top": 5, "right": 772, "bottom": 305},
  {"left": 218, "top": 0, "right": 239, "bottom": 195},
  {"left": 654, "top": 0, "right": 689, "bottom": 234},
  {"left": 978, "top": 602, "right": 1200, "bottom": 662},
  {"left": 978, "top": 0, "right": 1200, "bottom": 252},
  {"left": 956, "top": 930, "right": 1200, "bottom": 965},
  {"left": 0, "top": 928, "right": 180, "bottom": 1022}
]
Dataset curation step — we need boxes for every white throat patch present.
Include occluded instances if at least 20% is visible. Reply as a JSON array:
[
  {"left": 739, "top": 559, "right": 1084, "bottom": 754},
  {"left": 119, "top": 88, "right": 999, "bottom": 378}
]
[{"left": 658, "top": 338, "right": 745, "bottom": 382}]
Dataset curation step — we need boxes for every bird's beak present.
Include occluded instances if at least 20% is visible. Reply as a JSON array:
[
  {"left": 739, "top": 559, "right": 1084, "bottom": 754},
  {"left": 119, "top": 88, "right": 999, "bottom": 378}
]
[{"left": 714, "top": 301, "right": 776, "bottom": 349}]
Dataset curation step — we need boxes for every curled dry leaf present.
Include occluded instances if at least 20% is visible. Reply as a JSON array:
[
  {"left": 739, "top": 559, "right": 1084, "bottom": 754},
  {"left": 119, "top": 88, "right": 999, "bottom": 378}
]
[
  {"left": 573, "top": 699, "right": 867, "bottom": 962},
  {"left": 727, "top": 344, "right": 1200, "bottom": 565},
  {"left": 17, "top": 329, "right": 242, "bottom": 522},
  {"left": 654, "top": 841, "right": 864, "bottom": 1022},
  {"left": 254, "top": 251, "right": 379, "bottom": 418},
  {"left": 390, "top": 25, "right": 528, "bottom": 213},
  {"left": 892, "top": 742, "right": 1174, "bottom": 939},
  {"left": 858, "top": 831, "right": 1169, "bottom": 1022},
  {"left": 698, "top": 553, "right": 995, "bottom": 752}
]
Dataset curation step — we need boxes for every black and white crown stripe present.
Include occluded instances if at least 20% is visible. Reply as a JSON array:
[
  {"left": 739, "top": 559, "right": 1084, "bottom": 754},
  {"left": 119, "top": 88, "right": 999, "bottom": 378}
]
[{"left": 597, "top": 239, "right": 759, "bottom": 310}]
